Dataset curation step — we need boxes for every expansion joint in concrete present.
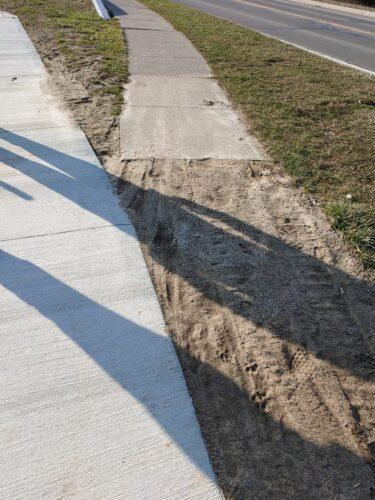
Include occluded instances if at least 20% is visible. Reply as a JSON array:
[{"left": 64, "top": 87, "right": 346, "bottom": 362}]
[
  {"left": 124, "top": 27, "right": 173, "bottom": 32},
  {"left": 116, "top": 0, "right": 265, "bottom": 161},
  {"left": 0, "top": 223, "right": 133, "bottom": 243}
]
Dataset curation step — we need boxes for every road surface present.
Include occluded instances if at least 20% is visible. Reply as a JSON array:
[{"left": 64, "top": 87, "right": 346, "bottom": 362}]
[{"left": 169, "top": 0, "right": 375, "bottom": 73}]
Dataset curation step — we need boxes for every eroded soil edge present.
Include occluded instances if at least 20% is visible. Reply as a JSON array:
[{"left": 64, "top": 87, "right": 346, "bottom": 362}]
[{"left": 114, "top": 159, "right": 375, "bottom": 499}]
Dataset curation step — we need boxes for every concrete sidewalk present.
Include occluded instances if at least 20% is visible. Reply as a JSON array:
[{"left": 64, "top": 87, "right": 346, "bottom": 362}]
[
  {"left": 110, "top": 0, "right": 264, "bottom": 160},
  {"left": 0, "top": 12, "right": 222, "bottom": 499}
]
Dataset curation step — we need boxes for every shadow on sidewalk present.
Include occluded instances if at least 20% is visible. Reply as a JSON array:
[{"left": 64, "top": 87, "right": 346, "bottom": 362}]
[
  {"left": 0, "top": 127, "right": 374, "bottom": 496},
  {"left": 1, "top": 250, "right": 374, "bottom": 497},
  {"left": 104, "top": 0, "right": 128, "bottom": 15},
  {"left": 0, "top": 127, "right": 373, "bottom": 381}
]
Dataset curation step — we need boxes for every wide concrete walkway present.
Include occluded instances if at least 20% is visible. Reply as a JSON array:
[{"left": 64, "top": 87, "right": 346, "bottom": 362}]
[
  {"left": 0, "top": 12, "right": 222, "bottom": 499},
  {"left": 110, "top": 0, "right": 264, "bottom": 160}
]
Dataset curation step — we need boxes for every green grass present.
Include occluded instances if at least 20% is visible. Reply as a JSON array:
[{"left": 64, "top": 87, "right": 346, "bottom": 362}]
[
  {"left": 140, "top": 0, "right": 375, "bottom": 267},
  {"left": 327, "top": 203, "right": 374, "bottom": 264},
  {"left": 0, "top": 0, "right": 127, "bottom": 116}
]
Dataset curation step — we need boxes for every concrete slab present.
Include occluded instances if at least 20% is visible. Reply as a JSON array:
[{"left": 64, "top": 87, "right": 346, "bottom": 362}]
[
  {"left": 129, "top": 54, "right": 211, "bottom": 76},
  {"left": 0, "top": 128, "right": 128, "bottom": 240},
  {"left": 0, "top": 126, "right": 103, "bottom": 162},
  {"left": 128, "top": 36, "right": 206, "bottom": 58},
  {"left": 0, "top": 50, "right": 38, "bottom": 60},
  {"left": 123, "top": 20, "right": 175, "bottom": 30},
  {"left": 126, "top": 29, "right": 189, "bottom": 45},
  {"left": 0, "top": 55, "right": 44, "bottom": 77},
  {"left": 106, "top": 0, "right": 149, "bottom": 10},
  {"left": 116, "top": 5, "right": 160, "bottom": 13},
  {"left": 111, "top": 0, "right": 264, "bottom": 160},
  {"left": 0, "top": 225, "right": 159, "bottom": 326},
  {"left": 116, "top": 11, "right": 169, "bottom": 26},
  {"left": 0, "top": 27, "right": 30, "bottom": 41},
  {"left": 121, "top": 105, "right": 264, "bottom": 159},
  {"left": 118, "top": 8, "right": 165, "bottom": 18},
  {"left": 0, "top": 74, "right": 41, "bottom": 86},
  {"left": 0, "top": 15, "right": 44, "bottom": 77},
  {"left": 0, "top": 229, "right": 221, "bottom": 499},
  {"left": 0, "top": 164, "right": 127, "bottom": 240},
  {"left": 121, "top": 16, "right": 174, "bottom": 30},
  {"left": 0, "top": 39, "right": 37, "bottom": 54},
  {"left": 0, "top": 15, "right": 35, "bottom": 42},
  {"left": 0, "top": 81, "right": 69, "bottom": 130},
  {"left": 0, "top": 13, "right": 222, "bottom": 499},
  {"left": 125, "top": 75, "right": 229, "bottom": 107},
  {"left": 114, "top": 2, "right": 173, "bottom": 30},
  {"left": 106, "top": 0, "right": 150, "bottom": 9}
]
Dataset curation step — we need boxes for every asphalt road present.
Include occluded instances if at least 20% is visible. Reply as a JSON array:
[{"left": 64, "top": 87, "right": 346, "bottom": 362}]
[{"left": 169, "top": 0, "right": 375, "bottom": 73}]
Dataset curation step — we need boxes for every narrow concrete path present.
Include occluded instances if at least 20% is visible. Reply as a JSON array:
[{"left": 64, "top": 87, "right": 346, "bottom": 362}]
[
  {"left": 109, "top": 0, "right": 264, "bottom": 160},
  {"left": 0, "top": 12, "right": 222, "bottom": 499}
]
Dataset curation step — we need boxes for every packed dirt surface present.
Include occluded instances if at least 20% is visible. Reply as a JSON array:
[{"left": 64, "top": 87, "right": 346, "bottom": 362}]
[{"left": 111, "top": 158, "right": 375, "bottom": 499}]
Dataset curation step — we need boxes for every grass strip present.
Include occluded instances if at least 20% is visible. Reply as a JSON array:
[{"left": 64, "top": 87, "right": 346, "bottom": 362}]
[
  {"left": 140, "top": 0, "right": 375, "bottom": 267},
  {"left": 0, "top": 0, "right": 127, "bottom": 116}
]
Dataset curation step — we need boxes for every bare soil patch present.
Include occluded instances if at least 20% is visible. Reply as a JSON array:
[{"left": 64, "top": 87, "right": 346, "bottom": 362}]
[{"left": 114, "top": 158, "right": 375, "bottom": 498}]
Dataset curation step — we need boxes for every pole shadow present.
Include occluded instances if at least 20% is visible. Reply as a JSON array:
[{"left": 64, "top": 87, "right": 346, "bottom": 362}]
[
  {"left": 1, "top": 127, "right": 374, "bottom": 496},
  {"left": 104, "top": 0, "right": 132, "bottom": 15},
  {"left": 0, "top": 127, "right": 373, "bottom": 383},
  {"left": 0, "top": 250, "right": 374, "bottom": 498},
  {"left": 0, "top": 179, "right": 33, "bottom": 200}
]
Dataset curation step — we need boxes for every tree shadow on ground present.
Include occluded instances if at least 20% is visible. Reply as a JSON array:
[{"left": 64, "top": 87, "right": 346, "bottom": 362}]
[
  {"left": 117, "top": 170, "right": 375, "bottom": 383},
  {"left": 0, "top": 128, "right": 373, "bottom": 382},
  {"left": 0, "top": 250, "right": 374, "bottom": 498},
  {"left": 0, "top": 128, "right": 374, "bottom": 497}
]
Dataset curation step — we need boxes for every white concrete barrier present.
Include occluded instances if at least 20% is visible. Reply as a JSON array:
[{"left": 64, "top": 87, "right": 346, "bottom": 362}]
[{"left": 91, "top": 0, "right": 110, "bottom": 19}]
